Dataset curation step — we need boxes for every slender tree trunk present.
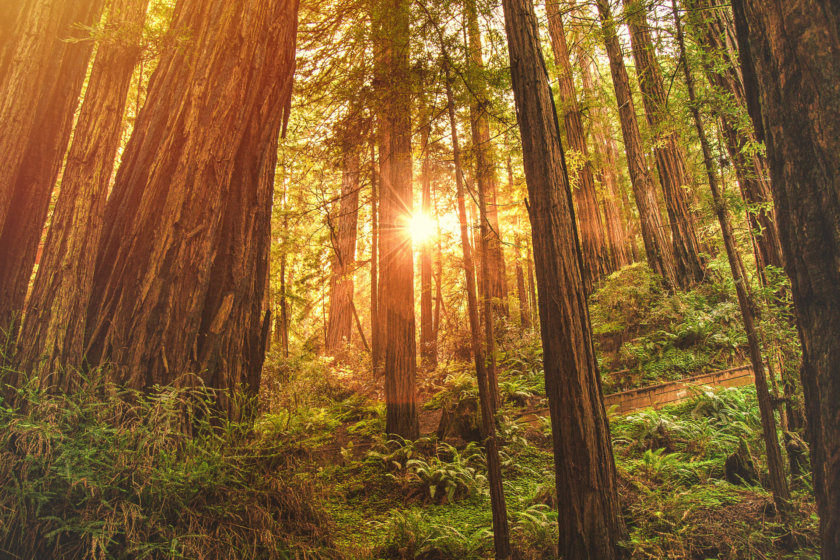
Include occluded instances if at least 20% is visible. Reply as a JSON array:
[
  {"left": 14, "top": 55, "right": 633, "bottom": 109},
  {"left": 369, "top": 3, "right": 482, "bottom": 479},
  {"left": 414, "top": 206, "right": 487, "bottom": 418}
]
[
  {"left": 733, "top": 0, "right": 840, "bottom": 551},
  {"left": 466, "top": 0, "right": 508, "bottom": 316},
  {"left": 684, "top": 0, "right": 784, "bottom": 273},
  {"left": 370, "top": 142, "right": 382, "bottom": 374},
  {"left": 445, "top": 67, "right": 511, "bottom": 560},
  {"left": 578, "top": 55, "right": 631, "bottom": 270},
  {"left": 526, "top": 245, "right": 537, "bottom": 328},
  {"left": 0, "top": 0, "right": 106, "bottom": 336},
  {"left": 511, "top": 163, "right": 532, "bottom": 332},
  {"left": 419, "top": 107, "right": 437, "bottom": 368},
  {"left": 501, "top": 0, "right": 626, "bottom": 556},
  {"left": 85, "top": 0, "right": 299, "bottom": 419},
  {"left": 674, "top": 2, "right": 791, "bottom": 514},
  {"left": 17, "top": 0, "right": 150, "bottom": 387},
  {"left": 624, "top": 0, "right": 705, "bottom": 289},
  {"left": 596, "top": 0, "right": 677, "bottom": 290},
  {"left": 545, "top": 0, "right": 608, "bottom": 292},
  {"left": 326, "top": 141, "right": 361, "bottom": 355},
  {"left": 373, "top": 0, "right": 418, "bottom": 439}
]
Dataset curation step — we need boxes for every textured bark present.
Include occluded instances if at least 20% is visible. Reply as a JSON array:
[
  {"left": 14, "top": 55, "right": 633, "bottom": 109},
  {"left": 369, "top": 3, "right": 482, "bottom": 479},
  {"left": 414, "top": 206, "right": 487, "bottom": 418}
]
[
  {"left": 419, "top": 108, "right": 436, "bottom": 368},
  {"left": 85, "top": 0, "right": 299, "bottom": 418},
  {"left": 0, "top": 0, "right": 105, "bottom": 335},
  {"left": 596, "top": 0, "right": 677, "bottom": 289},
  {"left": 17, "top": 0, "right": 149, "bottom": 387},
  {"left": 579, "top": 56, "right": 631, "bottom": 270},
  {"left": 501, "top": 0, "right": 626, "bottom": 556},
  {"left": 624, "top": 0, "right": 705, "bottom": 289},
  {"left": 684, "top": 0, "right": 783, "bottom": 274},
  {"left": 326, "top": 142, "right": 361, "bottom": 355},
  {"left": 674, "top": 2, "right": 791, "bottom": 513},
  {"left": 466, "top": 0, "right": 508, "bottom": 315},
  {"left": 733, "top": 0, "right": 840, "bottom": 552},
  {"left": 373, "top": 0, "right": 418, "bottom": 439},
  {"left": 546, "top": 0, "right": 608, "bottom": 292},
  {"left": 444, "top": 68, "right": 511, "bottom": 560}
]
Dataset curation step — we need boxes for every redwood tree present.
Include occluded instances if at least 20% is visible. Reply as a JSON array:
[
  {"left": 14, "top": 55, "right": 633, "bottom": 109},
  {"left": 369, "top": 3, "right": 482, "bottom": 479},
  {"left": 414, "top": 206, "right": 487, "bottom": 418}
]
[
  {"left": 0, "top": 0, "right": 106, "bottom": 335},
  {"left": 732, "top": 0, "right": 840, "bottom": 552},
  {"left": 501, "top": 0, "right": 626, "bottom": 556},
  {"left": 85, "top": 0, "right": 299, "bottom": 418},
  {"left": 596, "top": 0, "right": 677, "bottom": 289},
  {"left": 17, "top": 0, "right": 150, "bottom": 387}
]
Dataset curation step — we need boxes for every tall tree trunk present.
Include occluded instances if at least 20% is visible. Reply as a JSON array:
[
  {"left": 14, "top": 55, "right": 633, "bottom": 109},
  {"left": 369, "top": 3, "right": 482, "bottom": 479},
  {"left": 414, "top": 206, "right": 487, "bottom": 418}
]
[
  {"left": 85, "top": 0, "right": 299, "bottom": 419},
  {"left": 370, "top": 142, "right": 382, "bottom": 374},
  {"left": 674, "top": 2, "right": 791, "bottom": 513},
  {"left": 419, "top": 106, "right": 437, "bottom": 368},
  {"left": 624, "top": 0, "right": 705, "bottom": 289},
  {"left": 326, "top": 139, "right": 361, "bottom": 355},
  {"left": 17, "top": 0, "right": 149, "bottom": 387},
  {"left": 684, "top": 0, "right": 784, "bottom": 273},
  {"left": 596, "top": 0, "right": 677, "bottom": 290},
  {"left": 526, "top": 245, "right": 537, "bottom": 328},
  {"left": 372, "top": 0, "right": 418, "bottom": 439},
  {"left": 444, "top": 66, "right": 511, "bottom": 560},
  {"left": 0, "top": 0, "right": 106, "bottom": 336},
  {"left": 501, "top": 0, "right": 626, "bottom": 556},
  {"left": 732, "top": 0, "right": 840, "bottom": 551},
  {"left": 511, "top": 162, "right": 532, "bottom": 332},
  {"left": 466, "top": 0, "right": 509, "bottom": 315},
  {"left": 578, "top": 55, "right": 631, "bottom": 270},
  {"left": 545, "top": 0, "right": 609, "bottom": 292}
]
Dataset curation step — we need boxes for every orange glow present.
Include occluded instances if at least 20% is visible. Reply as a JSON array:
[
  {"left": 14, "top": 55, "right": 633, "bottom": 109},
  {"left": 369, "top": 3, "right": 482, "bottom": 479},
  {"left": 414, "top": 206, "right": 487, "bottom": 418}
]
[{"left": 408, "top": 213, "right": 437, "bottom": 244}]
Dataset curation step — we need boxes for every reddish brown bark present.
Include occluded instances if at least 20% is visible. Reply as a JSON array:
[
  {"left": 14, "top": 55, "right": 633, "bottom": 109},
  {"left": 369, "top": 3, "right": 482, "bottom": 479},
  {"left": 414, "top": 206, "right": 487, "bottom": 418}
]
[
  {"left": 546, "top": 0, "right": 609, "bottom": 292},
  {"left": 733, "top": 0, "right": 840, "bottom": 551},
  {"left": 419, "top": 106, "right": 437, "bottom": 368},
  {"left": 373, "top": 0, "right": 419, "bottom": 439},
  {"left": 624, "top": 0, "right": 705, "bottom": 288},
  {"left": 596, "top": 0, "right": 677, "bottom": 289},
  {"left": 16, "top": 0, "right": 150, "bottom": 386},
  {"left": 85, "top": 0, "right": 299, "bottom": 418},
  {"left": 0, "top": 0, "right": 106, "bottom": 335},
  {"left": 502, "top": 0, "right": 626, "bottom": 556}
]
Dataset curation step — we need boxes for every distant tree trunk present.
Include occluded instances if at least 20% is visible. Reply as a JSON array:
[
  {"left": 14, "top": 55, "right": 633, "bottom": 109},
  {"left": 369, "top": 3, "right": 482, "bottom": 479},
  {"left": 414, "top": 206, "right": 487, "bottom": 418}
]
[
  {"left": 419, "top": 106, "right": 437, "bottom": 368},
  {"left": 684, "top": 0, "right": 784, "bottom": 274},
  {"left": 501, "top": 0, "right": 626, "bottom": 556},
  {"left": 545, "top": 0, "right": 609, "bottom": 291},
  {"left": 326, "top": 139, "right": 361, "bottom": 355},
  {"left": 596, "top": 0, "right": 677, "bottom": 290},
  {"left": 370, "top": 142, "right": 382, "bottom": 374},
  {"left": 0, "top": 0, "right": 106, "bottom": 336},
  {"left": 466, "top": 0, "right": 508, "bottom": 315},
  {"left": 511, "top": 162, "right": 532, "bottom": 332},
  {"left": 444, "top": 65, "right": 511, "bottom": 560},
  {"left": 733, "top": 0, "right": 840, "bottom": 552},
  {"left": 624, "top": 0, "right": 705, "bottom": 289},
  {"left": 16, "top": 0, "right": 150, "bottom": 387},
  {"left": 674, "top": 2, "right": 791, "bottom": 514},
  {"left": 373, "top": 0, "right": 418, "bottom": 439},
  {"left": 578, "top": 56, "right": 631, "bottom": 270},
  {"left": 85, "top": 0, "right": 299, "bottom": 419},
  {"left": 526, "top": 246, "right": 537, "bottom": 327}
]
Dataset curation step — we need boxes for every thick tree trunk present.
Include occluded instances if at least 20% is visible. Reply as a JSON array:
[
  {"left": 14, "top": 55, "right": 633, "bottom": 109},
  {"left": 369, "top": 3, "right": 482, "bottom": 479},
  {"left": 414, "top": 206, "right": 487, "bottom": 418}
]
[
  {"left": 624, "top": 0, "right": 705, "bottom": 289},
  {"left": 596, "top": 0, "right": 677, "bottom": 290},
  {"left": 674, "top": 3, "right": 791, "bottom": 514},
  {"left": 373, "top": 0, "right": 418, "bottom": 439},
  {"left": 0, "top": 0, "right": 106, "bottom": 336},
  {"left": 326, "top": 142, "right": 361, "bottom": 355},
  {"left": 85, "top": 0, "right": 299, "bottom": 419},
  {"left": 445, "top": 67, "right": 511, "bottom": 560},
  {"left": 546, "top": 0, "right": 609, "bottom": 292},
  {"left": 17, "top": 0, "right": 150, "bottom": 387},
  {"left": 733, "top": 0, "right": 840, "bottom": 551},
  {"left": 501, "top": 0, "right": 626, "bottom": 556},
  {"left": 578, "top": 56, "right": 631, "bottom": 270},
  {"left": 684, "top": 0, "right": 784, "bottom": 273},
  {"left": 466, "top": 0, "right": 508, "bottom": 315}
]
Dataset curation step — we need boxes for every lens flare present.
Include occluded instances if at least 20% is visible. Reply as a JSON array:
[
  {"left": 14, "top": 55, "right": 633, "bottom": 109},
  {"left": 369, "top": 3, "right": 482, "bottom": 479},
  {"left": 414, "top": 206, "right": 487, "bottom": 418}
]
[{"left": 408, "top": 213, "right": 437, "bottom": 244}]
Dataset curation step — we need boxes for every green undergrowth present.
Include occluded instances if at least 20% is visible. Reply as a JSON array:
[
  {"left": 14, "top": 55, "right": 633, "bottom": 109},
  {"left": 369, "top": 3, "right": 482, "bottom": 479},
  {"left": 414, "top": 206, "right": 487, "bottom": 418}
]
[
  {"left": 0, "top": 370, "right": 334, "bottom": 560},
  {"left": 590, "top": 263, "right": 748, "bottom": 392}
]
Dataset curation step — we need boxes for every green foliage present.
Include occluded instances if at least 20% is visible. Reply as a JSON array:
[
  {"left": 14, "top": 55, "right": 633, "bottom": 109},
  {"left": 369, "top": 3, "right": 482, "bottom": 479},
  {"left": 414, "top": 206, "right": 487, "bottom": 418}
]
[
  {"left": 510, "top": 504, "right": 558, "bottom": 559},
  {"left": 0, "top": 373, "right": 331, "bottom": 560},
  {"left": 374, "top": 509, "right": 493, "bottom": 559}
]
